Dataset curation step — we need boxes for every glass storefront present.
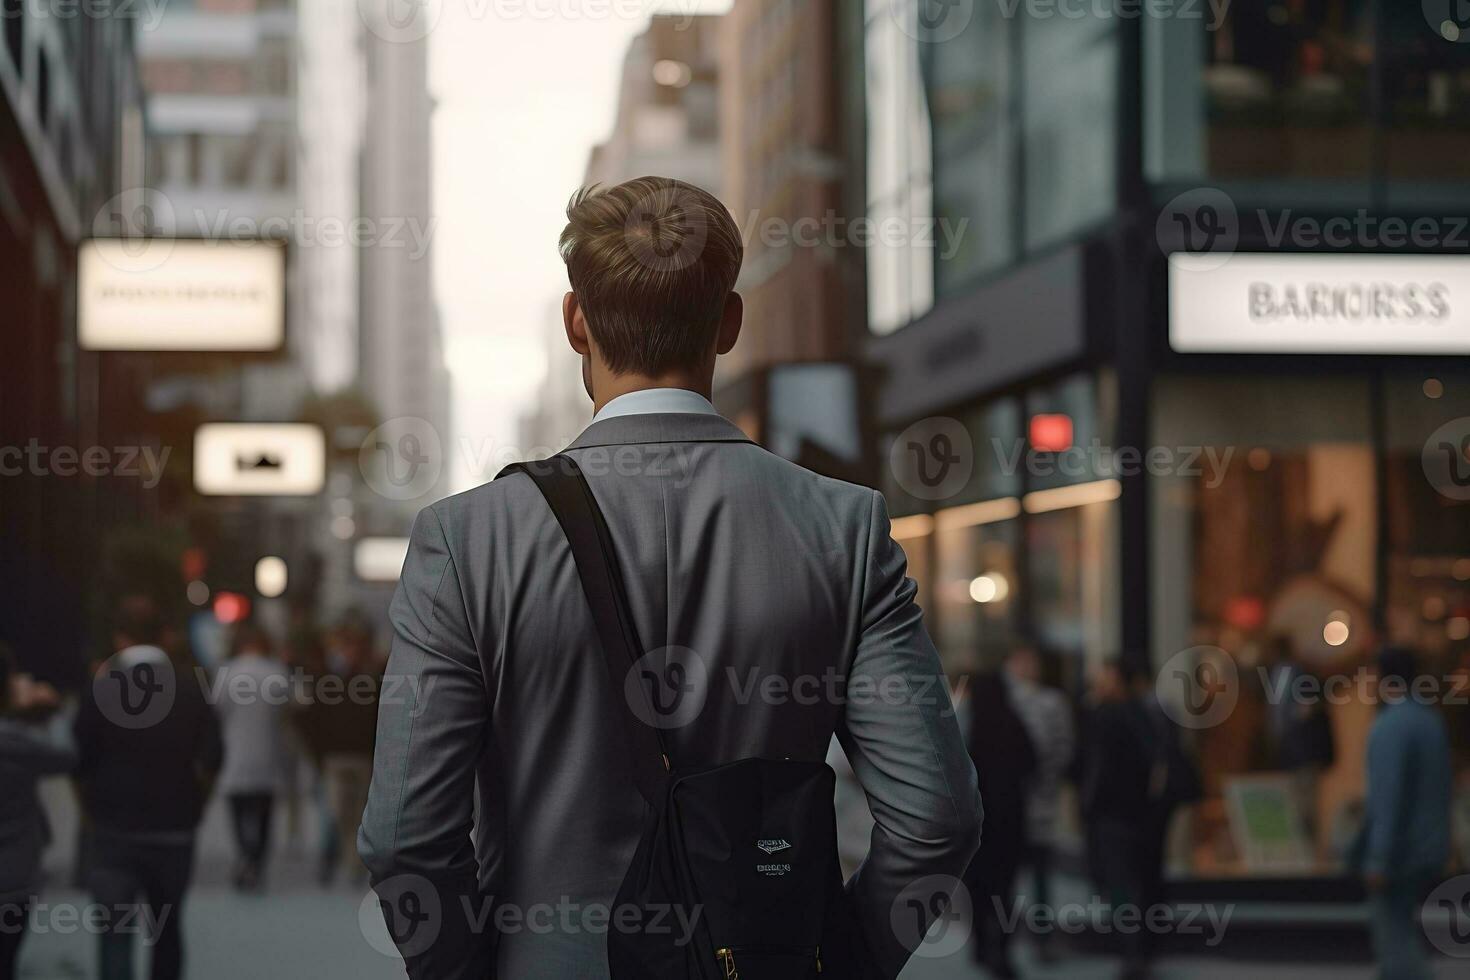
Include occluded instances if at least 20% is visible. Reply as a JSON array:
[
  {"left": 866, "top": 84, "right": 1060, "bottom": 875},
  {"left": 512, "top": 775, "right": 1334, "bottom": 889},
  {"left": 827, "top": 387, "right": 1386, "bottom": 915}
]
[
  {"left": 1152, "top": 371, "right": 1470, "bottom": 877},
  {"left": 883, "top": 373, "right": 1120, "bottom": 678},
  {"left": 1146, "top": 0, "right": 1470, "bottom": 194},
  {"left": 864, "top": 3, "right": 1120, "bottom": 333}
]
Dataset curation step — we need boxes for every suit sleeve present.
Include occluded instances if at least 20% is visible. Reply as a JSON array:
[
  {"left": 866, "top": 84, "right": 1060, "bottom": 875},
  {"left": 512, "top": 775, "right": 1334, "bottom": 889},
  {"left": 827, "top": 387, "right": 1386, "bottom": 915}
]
[
  {"left": 836, "top": 491, "right": 982, "bottom": 979},
  {"left": 358, "top": 505, "right": 494, "bottom": 979}
]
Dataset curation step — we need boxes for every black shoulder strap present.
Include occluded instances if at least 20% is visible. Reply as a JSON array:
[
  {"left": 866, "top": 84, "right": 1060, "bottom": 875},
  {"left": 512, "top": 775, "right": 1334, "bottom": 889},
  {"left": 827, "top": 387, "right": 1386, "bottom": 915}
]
[{"left": 498, "top": 456, "right": 670, "bottom": 805}]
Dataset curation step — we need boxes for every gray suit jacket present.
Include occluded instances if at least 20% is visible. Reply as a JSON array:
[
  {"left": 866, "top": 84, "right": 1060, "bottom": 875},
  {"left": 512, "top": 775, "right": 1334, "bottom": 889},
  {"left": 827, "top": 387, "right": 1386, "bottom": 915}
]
[{"left": 359, "top": 412, "right": 981, "bottom": 980}]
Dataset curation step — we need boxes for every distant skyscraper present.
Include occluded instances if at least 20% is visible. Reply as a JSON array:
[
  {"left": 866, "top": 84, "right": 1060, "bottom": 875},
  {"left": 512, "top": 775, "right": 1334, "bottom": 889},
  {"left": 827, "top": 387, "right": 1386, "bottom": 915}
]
[
  {"left": 298, "top": 0, "right": 365, "bottom": 392},
  {"left": 716, "top": 0, "right": 849, "bottom": 395},
  {"left": 584, "top": 15, "right": 722, "bottom": 189},
  {"left": 357, "top": 17, "right": 450, "bottom": 521}
]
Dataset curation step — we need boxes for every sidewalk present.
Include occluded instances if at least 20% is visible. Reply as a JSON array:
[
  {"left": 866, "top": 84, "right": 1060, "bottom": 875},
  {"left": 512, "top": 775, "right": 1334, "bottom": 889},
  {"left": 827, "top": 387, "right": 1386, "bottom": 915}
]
[{"left": 18, "top": 782, "right": 1461, "bottom": 979}]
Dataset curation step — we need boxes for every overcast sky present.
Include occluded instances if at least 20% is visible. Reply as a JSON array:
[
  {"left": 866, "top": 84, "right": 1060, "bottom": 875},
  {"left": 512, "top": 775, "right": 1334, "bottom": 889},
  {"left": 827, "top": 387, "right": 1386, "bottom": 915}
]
[{"left": 430, "top": 0, "right": 733, "bottom": 492}]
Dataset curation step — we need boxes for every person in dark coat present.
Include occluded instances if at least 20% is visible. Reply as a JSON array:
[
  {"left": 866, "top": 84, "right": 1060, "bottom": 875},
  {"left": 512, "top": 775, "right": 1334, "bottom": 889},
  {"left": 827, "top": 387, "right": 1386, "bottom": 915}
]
[
  {"left": 964, "top": 670, "right": 1037, "bottom": 979},
  {"left": 0, "top": 642, "right": 76, "bottom": 980}
]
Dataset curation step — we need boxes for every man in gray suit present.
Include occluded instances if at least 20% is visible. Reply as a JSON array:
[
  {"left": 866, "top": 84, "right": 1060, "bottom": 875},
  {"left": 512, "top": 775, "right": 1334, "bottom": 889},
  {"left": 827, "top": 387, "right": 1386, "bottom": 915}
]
[{"left": 359, "top": 177, "right": 981, "bottom": 979}]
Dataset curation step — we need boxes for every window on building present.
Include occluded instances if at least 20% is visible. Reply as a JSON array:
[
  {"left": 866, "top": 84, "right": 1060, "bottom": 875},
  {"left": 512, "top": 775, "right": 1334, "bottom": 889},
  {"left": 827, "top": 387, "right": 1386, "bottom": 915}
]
[
  {"left": 1143, "top": 0, "right": 1470, "bottom": 192},
  {"left": 863, "top": 0, "right": 934, "bottom": 335},
  {"left": 1022, "top": 13, "right": 1118, "bottom": 250},
  {"left": 925, "top": 2, "right": 1017, "bottom": 294},
  {"left": 1151, "top": 374, "right": 1378, "bottom": 878},
  {"left": 863, "top": 4, "right": 1120, "bottom": 333}
]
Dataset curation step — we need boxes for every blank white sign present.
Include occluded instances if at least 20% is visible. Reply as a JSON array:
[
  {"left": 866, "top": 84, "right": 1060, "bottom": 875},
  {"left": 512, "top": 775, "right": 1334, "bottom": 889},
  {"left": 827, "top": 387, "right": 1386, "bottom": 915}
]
[
  {"left": 354, "top": 538, "right": 411, "bottom": 583},
  {"left": 79, "top": 239, "right": 286, "bottom": 351}
]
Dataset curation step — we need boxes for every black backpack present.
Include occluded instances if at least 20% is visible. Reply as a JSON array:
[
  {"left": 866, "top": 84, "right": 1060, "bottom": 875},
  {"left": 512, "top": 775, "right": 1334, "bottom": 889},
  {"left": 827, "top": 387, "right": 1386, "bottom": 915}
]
[{"left": 501, "top": 456, "right": 869, "bottom": 980}]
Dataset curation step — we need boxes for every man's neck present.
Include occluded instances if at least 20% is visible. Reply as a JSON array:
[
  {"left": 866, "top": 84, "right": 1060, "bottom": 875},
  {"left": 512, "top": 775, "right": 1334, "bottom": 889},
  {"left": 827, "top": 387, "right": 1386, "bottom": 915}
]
[{"left": 591, "top": 371, "right": 713, "bottom": 416}]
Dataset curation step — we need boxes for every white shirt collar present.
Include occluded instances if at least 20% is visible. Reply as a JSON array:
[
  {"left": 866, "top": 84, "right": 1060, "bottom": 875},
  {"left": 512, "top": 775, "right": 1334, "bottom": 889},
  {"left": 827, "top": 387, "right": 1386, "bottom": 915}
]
[{"left": 592, "top": 388, "right": 718, "bottom": 423}]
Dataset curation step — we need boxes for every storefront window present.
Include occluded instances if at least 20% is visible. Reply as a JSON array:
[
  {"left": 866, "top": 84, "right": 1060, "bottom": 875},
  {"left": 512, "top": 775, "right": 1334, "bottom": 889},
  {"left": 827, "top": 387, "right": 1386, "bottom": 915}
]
[
  {"left": 934, "top": 515, "right": 1020, "bottom": 675},
  {"left": 863, "top": 4, "right": 1119, "bottom": 332},
  {"left": 1022, "top": 12, "right": 1117, "bottom": 249},
  {"left": 1024, "top": 373, "right": 1119, "bottom": 668},
  {"left": 1146, "top": 0, "right": 1375, "bottom": 187},
  {"left": 1382, "top": 5, "right": 1470, "bottom": 186},
  {"left": 925, "top": 2, "right": 1016, "bottom": 294},
  {"left": 1383, "top": 372, "right": 1470, "bottom": 703},
  {"left": 1153, "top": 375, "right": 1378, "bottom": 877},
  {"left": 1148, "top": 0, "right": 1470, "bottom": 194}
]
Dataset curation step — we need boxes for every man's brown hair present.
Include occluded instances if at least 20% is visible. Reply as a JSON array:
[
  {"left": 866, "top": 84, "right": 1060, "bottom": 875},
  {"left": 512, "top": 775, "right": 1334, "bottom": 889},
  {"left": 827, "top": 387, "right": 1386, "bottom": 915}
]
[{"left": 560, "top": 176, "right": 743, "bottom": 376}]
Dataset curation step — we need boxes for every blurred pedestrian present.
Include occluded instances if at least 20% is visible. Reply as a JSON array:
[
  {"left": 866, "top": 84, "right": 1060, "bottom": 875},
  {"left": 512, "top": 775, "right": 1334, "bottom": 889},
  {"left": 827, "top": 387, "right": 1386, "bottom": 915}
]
[
  {"left": 1079, "top": 660, "right": 1157, "bottom": 980},
  {"left": 217, "top": 624, "right": 290, "bottom": 891},
  {"left": 1002, "top": 644, "right": 1074, "bottom": 963},
  {"left": 0, "top": 642, "right": 76, "bottom": 980},
  {"left": 313, "top": 614, "right": 382, "bottom": 885},
  {"left": 965, "top": 669, "right": 1036, "bottom": 979},
  {"left": 1356, "top": 647, "right": 1452, "bottom": 980},
  {"left": 74, "top": 597, "right": 222, "bottom": 980},
  {"left": 1264, "top": 635, "right": 1335, "bottom": 848}
]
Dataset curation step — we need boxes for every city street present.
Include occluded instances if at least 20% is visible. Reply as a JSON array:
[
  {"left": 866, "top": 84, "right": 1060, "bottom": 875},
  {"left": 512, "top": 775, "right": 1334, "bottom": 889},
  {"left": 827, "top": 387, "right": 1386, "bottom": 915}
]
[
  {"left": 16, "top": 784, "right": 1462, "bottom": 980},
  {"left": 6, "top": 3, "right": 1470, "bottom": 980}
]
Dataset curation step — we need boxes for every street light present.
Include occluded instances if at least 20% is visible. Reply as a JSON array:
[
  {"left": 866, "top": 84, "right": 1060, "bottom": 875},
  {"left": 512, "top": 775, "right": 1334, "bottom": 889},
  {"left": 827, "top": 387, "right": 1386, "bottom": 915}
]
[{"left": 255, "top": 556, "right": 288, "bottom": 599}]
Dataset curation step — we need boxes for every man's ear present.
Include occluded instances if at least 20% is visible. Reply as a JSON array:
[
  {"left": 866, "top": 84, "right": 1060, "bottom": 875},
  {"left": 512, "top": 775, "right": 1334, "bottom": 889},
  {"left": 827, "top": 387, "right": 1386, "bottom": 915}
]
[
  {"left": 715, "top": 292, "right": 743, "bottom": 356},
  {"left": 563, "top": 292, "right": 591, "bottom": 356}
]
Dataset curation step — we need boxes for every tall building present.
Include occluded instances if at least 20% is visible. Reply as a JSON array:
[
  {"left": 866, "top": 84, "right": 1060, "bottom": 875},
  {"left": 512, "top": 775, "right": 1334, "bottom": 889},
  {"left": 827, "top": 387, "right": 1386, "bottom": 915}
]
[
  {"left": 357, "top": 16, "right": 450, "bottom": 524},
  {"left": 849, "top": 1, "right": 1470, "bottom": 894},
  {"left": 139, "top": 0, "right": 309, "bottom": 415},
  {"left": 0, "top": 2, "right": 147, "bottom": 675},
  {"left": 714, "top": 0, "right": 863, "bottom": 477},
  {"left": 583, "top": 15, "right": 722, "bottom": 190},
  {"left": 297, "top": 0, "right": 365, "bottom": 393}
]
